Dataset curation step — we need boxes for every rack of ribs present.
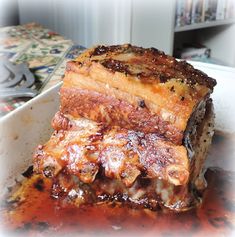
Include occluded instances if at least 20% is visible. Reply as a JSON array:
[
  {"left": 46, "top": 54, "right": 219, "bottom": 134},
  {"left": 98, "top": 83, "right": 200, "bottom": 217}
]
[{"left": 34, "top": 44, "right": 216, "bottom": 211}]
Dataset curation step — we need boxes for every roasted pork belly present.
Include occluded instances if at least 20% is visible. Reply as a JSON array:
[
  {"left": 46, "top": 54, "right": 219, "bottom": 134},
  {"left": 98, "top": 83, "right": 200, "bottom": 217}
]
[
  {"left": 33, "top": 44, "right": 216, "bottom": 211},
  {"left": 61, "top": 44, "right": 216, "bottom": 144}
]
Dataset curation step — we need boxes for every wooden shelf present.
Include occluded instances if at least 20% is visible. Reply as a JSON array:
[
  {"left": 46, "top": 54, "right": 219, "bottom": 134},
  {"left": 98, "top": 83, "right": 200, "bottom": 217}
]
[{"left": 174, "top": 18, "right": 235, "bottom": 32}]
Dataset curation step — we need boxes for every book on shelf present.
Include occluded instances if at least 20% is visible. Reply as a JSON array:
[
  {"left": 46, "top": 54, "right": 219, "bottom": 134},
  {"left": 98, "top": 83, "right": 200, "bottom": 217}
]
[
  {"left": 185, "top": 0, "right": 193, "bottom": 24},
  {"left": 225, "top": 0, "right": 235, "bottom": 19},
  {"left": 175, "top": 0, "right": 235, "bottom": 27},
  {"left": 175, "top": 0, "right": 184, "bottom": 27},
  {"left": 216, "top": 0, "right": 226, "bottom": 20},
  {"left": 191, "top": 0, "right": 204, "bottom": 23},
  {"left": 175, "top": 0, "right": 193, "bottom": 26},
  {"left": 204, "top": 0, "right": 217, "bottom": 21}
]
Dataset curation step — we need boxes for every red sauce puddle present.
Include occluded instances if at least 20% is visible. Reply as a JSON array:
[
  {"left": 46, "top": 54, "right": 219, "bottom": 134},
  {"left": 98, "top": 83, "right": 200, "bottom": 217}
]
[{"left": 0, "top": 133, "right": 235, "bottom": 237}]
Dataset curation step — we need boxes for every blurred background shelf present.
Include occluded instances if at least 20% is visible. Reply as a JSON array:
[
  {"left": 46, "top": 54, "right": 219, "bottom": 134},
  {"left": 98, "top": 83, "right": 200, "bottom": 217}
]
[
  {"left": 175, "top": 18, "right": 235, "bottom": 32},
  {"left": 173, "top": 0, "right": 235, "bottom": 67}
]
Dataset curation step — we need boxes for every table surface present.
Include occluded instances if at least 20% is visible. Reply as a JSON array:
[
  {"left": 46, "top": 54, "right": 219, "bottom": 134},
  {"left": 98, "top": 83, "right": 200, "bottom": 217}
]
[{"left": 0, "top": 23, "right": 85, "bottom": 117}]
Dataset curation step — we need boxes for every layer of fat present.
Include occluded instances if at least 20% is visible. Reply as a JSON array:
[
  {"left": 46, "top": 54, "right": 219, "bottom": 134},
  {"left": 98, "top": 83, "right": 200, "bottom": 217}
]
[{"left": 63, "top": 68, "right": 208, "bottom": 131}]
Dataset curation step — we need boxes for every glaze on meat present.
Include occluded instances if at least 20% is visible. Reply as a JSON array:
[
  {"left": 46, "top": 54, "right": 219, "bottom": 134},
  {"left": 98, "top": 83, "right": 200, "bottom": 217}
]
[{"left": 33, "top": 44, "right": 216, "bottom": 211}]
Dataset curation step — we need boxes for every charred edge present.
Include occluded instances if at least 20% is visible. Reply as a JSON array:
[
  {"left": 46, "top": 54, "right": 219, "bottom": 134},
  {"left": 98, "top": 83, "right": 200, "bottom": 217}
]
[
  {"left": 91, "top": 44, "right": 141, "bottom": 56},
  {"left": 99, "top": 59, "right": 131, "bottom": 75},
  {"left": 138, "top": 100, "right": 146, "bottom": 108},
  {"left": 92, "top": 45, "right": 110, "bottom": 56},
  {"left": 170, "top": 86, "right": 175, "bottom": 92},
  {"left": 159, "top": 74, "right": 169, "bottom": 83},
  {"left": 177, "top": 60, "right": 217, "bottom": 90},
  {"left": 90, "top": 44, "right": 216, "bottom": 89},
  {"left": 183, "top": 99, "right": 208, "bottom": 161},
  {"left": 33, "top": 178, "right": 45, "bottom": 192},
  {"left": 91, "top": 45, "right": 124, "bottom": 56},
  {"left": 149, "top": 47, "right": 165, "bottom": 55},
  {"left": 22, "top": 165, "right": 34, "bottom": 178}
]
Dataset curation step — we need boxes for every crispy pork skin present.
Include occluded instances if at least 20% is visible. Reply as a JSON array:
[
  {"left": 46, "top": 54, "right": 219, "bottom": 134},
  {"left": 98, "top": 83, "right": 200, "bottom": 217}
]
[{"left": 61, "top": 44, "right": 216, "bottom": 144}]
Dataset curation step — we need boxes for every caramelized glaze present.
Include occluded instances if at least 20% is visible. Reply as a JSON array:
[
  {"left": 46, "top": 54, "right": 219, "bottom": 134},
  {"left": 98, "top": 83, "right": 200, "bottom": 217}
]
[{"left": 0, "top": 133, "right": 235, "bottom": 236}]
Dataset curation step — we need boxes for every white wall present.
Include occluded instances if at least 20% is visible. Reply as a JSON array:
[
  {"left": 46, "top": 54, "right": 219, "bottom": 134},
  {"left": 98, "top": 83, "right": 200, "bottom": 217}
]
[
  {"left": 131, "top": 0, "right": 175, "bottom": 54},
  {"left": 18, "top": 0, "right": 175, "bottom": 54},
  {"left": 0, "top": 0, "right": 19, "bottom": 27},
  {"left": 18, "top": 0, "right": 132, "bottom": 47},
  {"left": 198, "top": 24, "right": 235, "bottom": 67}
]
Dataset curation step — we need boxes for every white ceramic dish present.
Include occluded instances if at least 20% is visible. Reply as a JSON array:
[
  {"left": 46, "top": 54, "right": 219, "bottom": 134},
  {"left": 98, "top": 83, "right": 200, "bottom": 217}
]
[
  {"left": 0, "top": 83, "right": 61, "bottom": 192},
  {"left": 0, "top": 61, "right": 235, "bottom": 236}
]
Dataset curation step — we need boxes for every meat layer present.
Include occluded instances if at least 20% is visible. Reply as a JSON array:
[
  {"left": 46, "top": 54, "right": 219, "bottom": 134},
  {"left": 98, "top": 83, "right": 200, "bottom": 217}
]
[
  {"left": 51, "top": 171, "right": 196, "bottom": 211},
  {"left": 34, "top": 112, "right": 189, "bottom": 187},
  {"left": 34, "top": 99, "right": 214, "bottom": 211},
  {"left": 60, "top": 87, "right": 183, "bottom": 144}
]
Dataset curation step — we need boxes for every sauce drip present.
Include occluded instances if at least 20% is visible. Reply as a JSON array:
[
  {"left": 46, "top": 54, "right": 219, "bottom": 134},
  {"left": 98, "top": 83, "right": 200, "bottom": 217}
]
[{"left": 0, "top": 133, "right": 235, "bottom": 237}]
